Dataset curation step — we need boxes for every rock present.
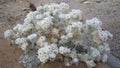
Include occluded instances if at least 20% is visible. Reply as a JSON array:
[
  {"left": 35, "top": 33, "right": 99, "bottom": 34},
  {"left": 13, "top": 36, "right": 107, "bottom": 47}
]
[
  {"left": 107, "top": 54, "right": 120, "bottom": 68},
  {"left": 20, "top": 49, "right": 40, "bottom": 68},
  {"left": 96, "top": 0, "right": 101, "bottom": 3}
]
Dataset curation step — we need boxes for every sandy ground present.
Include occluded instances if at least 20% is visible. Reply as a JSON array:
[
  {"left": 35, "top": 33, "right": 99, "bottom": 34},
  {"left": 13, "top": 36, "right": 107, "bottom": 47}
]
[{"left": 0, "top": 0, "right": 120, "bottom": 68}]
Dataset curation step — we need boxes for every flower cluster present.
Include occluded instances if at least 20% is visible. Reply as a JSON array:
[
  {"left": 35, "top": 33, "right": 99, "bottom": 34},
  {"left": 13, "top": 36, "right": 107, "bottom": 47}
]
[
  {"left": 4, "top": 3, "right": 113, "bottom": 68},
  {"left": 37, "top": 43, "right": 58, "bottom": 63}
]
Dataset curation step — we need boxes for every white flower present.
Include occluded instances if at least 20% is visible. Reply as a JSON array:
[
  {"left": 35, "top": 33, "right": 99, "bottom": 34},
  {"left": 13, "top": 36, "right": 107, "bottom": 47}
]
[
  {"left": 52, "top": 28, "right": 59, "bottom": 35},
  {"left": 35, "top": 14, "right": 43, "bottom": 20},
  {"left": 78, "top": 54, "right": 89, "bottom": 61},
  {"left": 36, "top": 40, "right": 42, "bottom": 47},
  {"left": 70, "top": 22, "right": 78, "bottom": 28},
  {"left": 27, "top": 33, "right": 37, "bottom": 42},
  {"left": 90, "top": 48, "right": 100, "bottom": 60},
  {"left": 36, "top": 17, "right": 53, "bottom": 30},
  {"left": 37, "top": 20, "right": 49, "bottom": 30},
  {"left": 69, "top": 50, "right": 77, "bottom": 58},
  {"left": 37, "top": 44, "right": 55, "bottom": 63},
  {"left": 98, "top": 30, "right": 109, "bottom": 42},
  {"left": 51, "top": 43, "right": 58, "bottom": 54},
  {"left": 24, "top": 18, "right": 31, "bottom": 23},
  {"left": 70, "top": 22, "right": 83, "bottom": 29},
  {"left": 104, "top": 30, "right": 113, "bottom": 38},
  {"left": 44, "top": 45, "right": 52, "bottom": 53},
  {"left": 98, "top": 45, "right": 104, "bottom": 52},
  {"left": 14, "top": 33, "right": 20, "bottom": 38},
  {"left": 60, "top": 35, "right": 69, "bottom": 43},
  {"left": 38, "top": 45, "right": 51, "bottom": 54},
  {"left": 36, "top": 6, "right": 43, "bottom": 11},
  {"left": 43, "top": 42, "right": 49, "bottom": 46},
  {"left": 49, "top": 3, "right": 60, "bottom": 15},
  {"left": 91, "top": 30, "right": 101, "bottom": 44},
  {"left": 36, "top": 36, "right": 47, "bottom": 47},
  {"left": 52, "top": 9, "right": 60, "bottom": 15},
  {"left": 49, "top": 52, "right": 56, "bottom": 59},
  {"left": 25, "top": 12, "right": 35, "bottom": 22},
  {"left": 38, "top": 48, "right": 43, "bottom": 54},
  {"left": 21, "top": 42, "right": 28, "bottom": 51},
  {"left": 35, "top": 21, "right": 42, "bottom": 30},
  {"left": 38, "top": 47, "right": 50, "bottom": 63},
  {"left": 66, "top": 25, "right": 72, "bottom": 33},
  {"left": 86, "top": 17, "right": 102, "bottom": 29},
  {"left": 72, "top": 57, "right": 79, "bottom": 64},
  {"left": 98, "top": 44, "right": 110, "bottom": 53},
  {"left": 43, "top": 12, "right": 51, "bottom": 17},
  {"left": 15, "top": 38, "right": 21, "bottom": 45},
  {"left": 24, "top": 22, "right": 34, "bottom": 28},
  {"left": 104, "top": 43, "right": 110, "bottom": 53},
  {"left": 19, "top": 38, "right": 27, "bottom": 44},
  {"left": 15, "top": 38, "right": 27, "bottom": 45},
  {"left": 38, "top": 53, "right": 49, "bottom": 63},
  {"left": 60, "top": 2, "right": 69, "bottom": 13},
  {"left": 43, "top": 4, "right": 50, "bottom": 11},
  {"left": 44, "top": 4, "right": 54, "bottom": 12},
  {"left": 26, "top": 12, "right": 34, "bottom": 18},
  {"left": 21, "top": 23, "right": 34, "bottom": 33},
  {"left": 59, "top": 13, "right": 66, "bottom": 19},
  {"left": 77, "top": 22, "right": 83, "bottom": 27},
  {"left": 67, "top": 32, "right": 73, "bottom": 38},
  {"left": 102, "top": 54, "right": 108, "bottom": 62},
  {"left": 50, "top": 38, "right": 58, "bottom": 44},
  {"left": 13, "top": 24, "right": 23, "bottom": 32},
  {"left": 69, "top": 9, "right": 82, "bottom": 19},
  {"left": 85, "top": 60, "right": 96, "bottom": 68},
  {"left": 44, "top": 16, "right": 53, "bottom": 23},
  {"left": 61, "top": 35, "right": 69, "bottom": 40},
  {"left": 51, "top": 3, "right": 60, "bottom": 10},
  {"left": 39, "top": 36, "right": 46, "bottom": 42},
  {"left": 48, "top": 5, "right": 54, "bottom": 12},
  {"left": 4, "top": 30, "right": 14, "bottom": 39},
  {"left": 65, "top": 14, "right": 71, "bottom": 20},
  {"left": 59, "top": 46, "right": 71, "bottom": 54}
]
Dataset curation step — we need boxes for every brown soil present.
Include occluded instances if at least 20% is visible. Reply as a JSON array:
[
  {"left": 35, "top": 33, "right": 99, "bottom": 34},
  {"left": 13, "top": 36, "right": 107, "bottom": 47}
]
[{"left": 0, "top": 0, "right": 120, "bottom": 68}]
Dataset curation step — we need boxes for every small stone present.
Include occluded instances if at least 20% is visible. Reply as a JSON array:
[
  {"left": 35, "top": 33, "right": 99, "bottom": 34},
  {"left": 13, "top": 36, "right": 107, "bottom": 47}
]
[{"left": 96, "top": 0, "right": 101, "bottom": 3}]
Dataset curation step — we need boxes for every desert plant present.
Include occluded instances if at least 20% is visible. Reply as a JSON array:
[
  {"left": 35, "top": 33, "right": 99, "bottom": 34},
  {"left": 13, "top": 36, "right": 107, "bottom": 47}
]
[{"left": 4, "top": 2, "right": 113, "bottom": 68}]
